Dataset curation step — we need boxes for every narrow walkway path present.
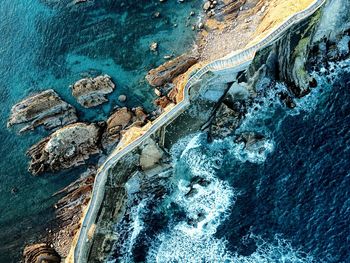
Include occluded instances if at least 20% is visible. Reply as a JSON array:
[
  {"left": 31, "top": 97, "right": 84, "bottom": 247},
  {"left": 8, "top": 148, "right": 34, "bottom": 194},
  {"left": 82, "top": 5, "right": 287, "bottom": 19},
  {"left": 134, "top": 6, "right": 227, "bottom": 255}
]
[{"left": 74, "top": 0, "right": 326, "bottom": 262}]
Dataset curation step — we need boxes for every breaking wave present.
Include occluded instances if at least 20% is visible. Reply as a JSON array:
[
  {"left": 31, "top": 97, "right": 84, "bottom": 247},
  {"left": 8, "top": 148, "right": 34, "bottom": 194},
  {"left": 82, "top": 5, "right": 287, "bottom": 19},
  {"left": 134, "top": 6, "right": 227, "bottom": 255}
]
[{"left": 145, "top": 134, "right": 313, "bottom": 263}]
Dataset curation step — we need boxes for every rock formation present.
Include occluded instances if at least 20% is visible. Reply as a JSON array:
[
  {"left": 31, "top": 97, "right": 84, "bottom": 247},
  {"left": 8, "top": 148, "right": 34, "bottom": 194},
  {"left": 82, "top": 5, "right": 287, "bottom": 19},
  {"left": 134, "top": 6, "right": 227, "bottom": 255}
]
[
  {"left": 51, "top": 167, "right": 96, "bottom": 257},
  {"left": 23, "top": 243, "right": 60, "bottom": 263},
  {"left": 27, "top": 123, "right": 102, "bottom": 175},
  {"left": 146, "top": 54, "right": 198, "bottom": 87},
  {"left": 139, "top": 138, "right": 164, "bottom": 170},
  {"left": 102, "top": 107, "right": 148, "bottom": 150},
  {"left": 7, "top": 89, "right": 77, "bottom": 134},
  {"left": 71, "top": 75, "right": 115, "bottom": 108}
]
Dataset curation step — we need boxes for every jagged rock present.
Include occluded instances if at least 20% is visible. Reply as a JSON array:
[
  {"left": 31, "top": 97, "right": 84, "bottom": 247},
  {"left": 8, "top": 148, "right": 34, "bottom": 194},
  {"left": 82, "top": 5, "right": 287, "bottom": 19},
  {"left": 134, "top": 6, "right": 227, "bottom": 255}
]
[
  {"left": 51, "top": 166, "right": 96, "bottom": 257},
  {"left": 27, "top": 123, "right": 102, "bottom": 175},
  {"left": 146, "top": 54, "right": 198, "bottom": 87},
  {"left": 226, "top": 82, "right": 250, "bottom": 102},
  {"left": 72, "top": 75, "right": 115, "bottom": 108},
  {"left": 102, "top": 107, "right": 148, "bottom": 150},
  {"left": 235, "top": 132, "right": 265, "bottom": 151},
  {"left": 7, "top": 89, "right": 77, "bottom": 134},
  {"left": 155, "top": 96, "right": 171, "bottom": 109},
  {"left": 209, "top": 103, "right": 242, "bottom": 138},
  {"left": 23, "top": 243, "right": 60, "bottom": 263},
  {"left": 102, "top": 107, "right": 132, "bottom": 149},
  {"left": 140, "top": 139, "right": 164, "bottom": 170}
]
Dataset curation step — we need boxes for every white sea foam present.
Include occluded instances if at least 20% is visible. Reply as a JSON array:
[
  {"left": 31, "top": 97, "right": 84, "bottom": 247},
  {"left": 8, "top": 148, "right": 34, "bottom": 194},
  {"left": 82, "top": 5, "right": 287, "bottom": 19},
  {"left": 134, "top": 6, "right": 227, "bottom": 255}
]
[
  {"left": 145, "top": 133, "right": 317, "bottom": 263},
  {"left": 231, "top": 235, "right": 317, "bottom": 263},
  {"left": 146, "top": 223, "right": 234, "bottom": 263},
  {"left": 145, "top": 134, "right": 237, "bottom": 262},
  {"left": 226, "top": 138, "right": 275, "bottom": 164},
  {"left": 117, "top": 199, "right": 148, "bottom": 263}
]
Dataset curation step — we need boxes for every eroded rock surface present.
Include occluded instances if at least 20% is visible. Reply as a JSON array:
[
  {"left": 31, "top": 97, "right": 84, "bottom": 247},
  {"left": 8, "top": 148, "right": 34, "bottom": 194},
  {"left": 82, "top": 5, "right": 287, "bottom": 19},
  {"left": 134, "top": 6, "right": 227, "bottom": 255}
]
[
  {"left": 51, "top": 167, "right": 96, "bottom": 257},
  {"left": 146, "top": 54, "right": 198, "bottom": 87},
  {"left": 140, "top": 138, "right": 164, "bottom": 170},
  {"left": 72, "top": 75, "right": 115, "bottom": 108},
  {"left": 102, "top": 107, "right": 148, "bottom": 150},
  {"left": 7, "top": 89, "right": 77, "bottom": 133},
  {"left": 27, "top": 123, "right": 102, "bottom": 175},
  {"left": 23, "top": 243, "right": 60, "bottom": 263}
]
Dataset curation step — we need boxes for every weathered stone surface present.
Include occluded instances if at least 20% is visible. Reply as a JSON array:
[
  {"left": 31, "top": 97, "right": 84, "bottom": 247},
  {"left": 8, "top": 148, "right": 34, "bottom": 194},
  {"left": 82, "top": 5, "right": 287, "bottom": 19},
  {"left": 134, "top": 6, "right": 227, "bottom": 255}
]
[
  {"left": 155, "top": 96, "right": 171, "bottom": 109},
  {"left": 102, "top": 107, "right": 148, "bottom": 150},
  {"left": 140, "top": 138, "right": 164, "bottom": 170},
  {"left": 23, "top": 243, "right": 60, "bottom": 263},
  {"left": 209, "top": 102, "right": 243, "bottom": 138},
  {"left": 235, "top": 132, "right": 265, "bottom": 151},
  {"left": 72, "top": 75, "right": 115, "bottom": 108},
  {"left": 146, "top": 54, "right": 198, "bottom": 87},
  {"left": 51, "top": 166, "right": 96, "bottom": 257},
  {"left": 27, "top": 123, "right": 102, "bottom": 175},
  {"left": 7, "top": 89, "right": 77, "bottom": 134}
]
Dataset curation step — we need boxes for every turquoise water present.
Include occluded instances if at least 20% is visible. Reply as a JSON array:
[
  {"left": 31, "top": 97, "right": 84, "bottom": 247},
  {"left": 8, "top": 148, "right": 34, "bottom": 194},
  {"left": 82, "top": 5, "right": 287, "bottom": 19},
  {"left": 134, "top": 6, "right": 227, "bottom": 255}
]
[{"left": 0, "top": 0, "right": 201, "bottom": 261}]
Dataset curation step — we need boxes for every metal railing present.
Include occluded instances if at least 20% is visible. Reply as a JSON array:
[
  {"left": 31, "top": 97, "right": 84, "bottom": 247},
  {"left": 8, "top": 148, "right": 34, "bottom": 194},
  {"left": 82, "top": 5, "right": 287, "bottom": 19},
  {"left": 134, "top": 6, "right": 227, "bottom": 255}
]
[{"left": 73, "top": 0, "right": 326, "bottom": 262}]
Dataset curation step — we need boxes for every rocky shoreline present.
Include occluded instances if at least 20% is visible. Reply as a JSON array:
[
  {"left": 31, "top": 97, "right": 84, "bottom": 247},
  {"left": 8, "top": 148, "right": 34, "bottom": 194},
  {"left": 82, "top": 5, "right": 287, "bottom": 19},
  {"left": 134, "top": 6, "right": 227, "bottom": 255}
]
[{"left": 16, "top": 0, "right": 346, "bottom": 261}]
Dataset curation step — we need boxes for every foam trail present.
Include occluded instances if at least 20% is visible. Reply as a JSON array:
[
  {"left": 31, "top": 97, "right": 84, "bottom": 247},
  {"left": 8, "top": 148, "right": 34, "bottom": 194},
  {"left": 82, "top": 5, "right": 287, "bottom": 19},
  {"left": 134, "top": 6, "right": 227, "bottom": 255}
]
[
  {"left": 146, "top": 133, "right": 316, "bottom": 263},
  {"left": 146, "top": 134, "right": 235, "bottom": 262}
]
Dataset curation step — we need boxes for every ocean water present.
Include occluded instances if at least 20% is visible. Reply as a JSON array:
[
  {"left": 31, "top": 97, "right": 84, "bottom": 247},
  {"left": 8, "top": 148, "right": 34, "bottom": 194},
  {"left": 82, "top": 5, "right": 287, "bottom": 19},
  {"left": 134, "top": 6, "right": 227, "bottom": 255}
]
[
  {"left": 0, "top": 0, "right": 201, "bottom": 261},
  {"left": 111, "top": 58, "right": 350, "bottom": 262}
]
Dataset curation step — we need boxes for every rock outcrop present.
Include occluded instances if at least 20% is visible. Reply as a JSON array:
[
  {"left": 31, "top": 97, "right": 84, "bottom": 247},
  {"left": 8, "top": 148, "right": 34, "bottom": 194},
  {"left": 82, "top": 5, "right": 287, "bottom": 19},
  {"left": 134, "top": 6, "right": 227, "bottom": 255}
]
[
  {"left": 23, "top": 243, "right": 60, "bottom": 263},
  {"left": 209, "top": 102, "right": 243, "bottom": 138},
  {"left": 7, "top": 89, "right": 77, "bottom": 134},
  {"left": 51, "top": 167, "right": 96, "bottom": 257},
  {"left": 146, "top": 54, "right": 198, "bottom": 87},
  {"left": 102, "top": 107, "right": 148, "bottom": 150},
  {"left": 139, "top": 138, "right": 164, "bottom": 170},
  {"left": 71, "top": 75, "right": 115, "bottom": 108},
  {"left": 235, "top": 132, "right": 266, "bottom": 151},
  {"left": 27, "top": 123, "right": 102, "bottom": 175}
]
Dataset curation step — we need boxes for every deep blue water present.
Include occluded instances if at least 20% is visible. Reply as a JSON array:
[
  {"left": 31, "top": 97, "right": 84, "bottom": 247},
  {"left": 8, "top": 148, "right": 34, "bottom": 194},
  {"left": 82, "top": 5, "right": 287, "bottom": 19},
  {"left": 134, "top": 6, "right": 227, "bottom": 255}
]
[
  {"left": 0, "top": 0, "right": 200, "bottom": 261},
  {"left": 115, "top": 60, "right": 350, "bottom": 262}
]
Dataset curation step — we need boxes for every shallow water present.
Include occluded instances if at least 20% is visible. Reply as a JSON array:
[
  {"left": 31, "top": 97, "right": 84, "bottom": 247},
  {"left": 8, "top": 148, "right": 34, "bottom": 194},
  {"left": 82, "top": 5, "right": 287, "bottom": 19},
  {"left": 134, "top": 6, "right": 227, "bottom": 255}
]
[
  {"left": 111, "top": 59, "right": 350, "bottom": 262},
  {"left": 0, "top": 0, "right": 201, "bottom": 261}
]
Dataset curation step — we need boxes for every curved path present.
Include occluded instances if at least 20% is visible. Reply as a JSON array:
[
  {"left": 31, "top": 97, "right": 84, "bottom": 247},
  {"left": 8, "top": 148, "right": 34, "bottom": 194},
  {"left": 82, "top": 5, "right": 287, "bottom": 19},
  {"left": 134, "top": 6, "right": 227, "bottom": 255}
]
[{"left": 74, "top": 0, "right": 326, "bottom": 262}]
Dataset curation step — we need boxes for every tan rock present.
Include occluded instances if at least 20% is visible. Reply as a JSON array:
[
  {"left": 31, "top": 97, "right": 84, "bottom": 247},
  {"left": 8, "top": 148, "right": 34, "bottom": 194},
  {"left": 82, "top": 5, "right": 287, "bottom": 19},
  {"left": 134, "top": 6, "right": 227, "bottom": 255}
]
[
  {"left": 102, "top": 107, "right": 131, "bottom": 149},
  {"left": 140, "top": 139, "right": 164, "bottom": 170},
  {"left": 27, "top": 123, "right": 102, "bottom": 175},
  {"left": 146, "top": 54, "right": 198, "bottom": 87},
  {"left": 102, "top": 107, "right": 148, "bottom": 150},
  {"left": 52, "top": 167, "right": 96, "bottom": 257},
  {"left": 72, "top": 75, "right": 115, "bottom": 108},
  {"left": 155, "top": 96, "right": 171, "bottom": 109},
  {"left": 7, "top": 89, "right": 77, "bottom": 133}
]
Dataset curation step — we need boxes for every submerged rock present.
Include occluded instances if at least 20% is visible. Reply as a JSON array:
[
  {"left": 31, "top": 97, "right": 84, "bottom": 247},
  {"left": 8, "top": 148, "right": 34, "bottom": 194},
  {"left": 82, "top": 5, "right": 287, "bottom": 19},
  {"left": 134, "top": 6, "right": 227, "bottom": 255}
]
[
  {"left": 27, "top": 123, "right": 102, "bottom": 175},
  {"left": 72, "top": 75, "right": 115, "bottom": 108},
  {"left": 23, "top": 243, "right": 60, "bottom": 263},
  {"left": 7, "top": 89, "right": 77, "bottom": 134},
  {"left": 146, "top": 54, "right": 198, "bottom": 87}
]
